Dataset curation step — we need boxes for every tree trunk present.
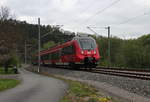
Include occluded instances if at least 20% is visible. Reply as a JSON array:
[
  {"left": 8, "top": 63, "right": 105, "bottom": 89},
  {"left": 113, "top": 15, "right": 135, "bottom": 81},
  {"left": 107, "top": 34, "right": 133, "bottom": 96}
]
[{"left": 4, "top": 61, "right": 8, "bottom": 74}]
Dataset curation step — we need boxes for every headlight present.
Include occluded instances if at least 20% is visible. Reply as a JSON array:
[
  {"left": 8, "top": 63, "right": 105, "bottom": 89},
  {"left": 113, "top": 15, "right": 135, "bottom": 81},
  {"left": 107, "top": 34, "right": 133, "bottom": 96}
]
[
  {"left": 81, "top": 51, "right": 84, "bottom": 54},
  {"left": 94, "top": 50, "right": 96, "bottom": 54}
]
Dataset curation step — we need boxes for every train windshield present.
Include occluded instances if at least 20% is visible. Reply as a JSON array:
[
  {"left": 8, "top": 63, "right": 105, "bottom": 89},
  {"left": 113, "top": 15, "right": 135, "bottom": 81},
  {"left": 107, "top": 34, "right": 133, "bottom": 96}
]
[{"left": 78, "top": 38, "right": 96, "bottom": 50}]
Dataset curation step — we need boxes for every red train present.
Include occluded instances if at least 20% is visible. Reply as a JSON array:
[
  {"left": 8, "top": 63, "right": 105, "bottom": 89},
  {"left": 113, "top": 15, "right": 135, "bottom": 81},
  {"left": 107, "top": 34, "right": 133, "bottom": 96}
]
[{"left": 34, "top": 35, "right": 100, "bottom": 68}]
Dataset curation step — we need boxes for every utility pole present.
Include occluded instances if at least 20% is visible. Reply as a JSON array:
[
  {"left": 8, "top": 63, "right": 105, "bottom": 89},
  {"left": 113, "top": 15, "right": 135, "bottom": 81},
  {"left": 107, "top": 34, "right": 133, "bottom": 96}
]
[
  {"left": 25, "top": 40, "right": 27, "bottom": 65},
  {"left": 106, "top": 26, "right": 111, "bottom": 67},
  {"left": 87, "top": 26, "right": 111, "bottom": 67},
  {"left": 38, "top": 18, "right": 41, "bottom": 72}
]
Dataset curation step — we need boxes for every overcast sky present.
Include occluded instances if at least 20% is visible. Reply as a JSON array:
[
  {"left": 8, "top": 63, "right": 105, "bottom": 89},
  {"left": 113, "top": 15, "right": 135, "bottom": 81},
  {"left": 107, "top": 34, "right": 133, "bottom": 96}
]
[{"left": 1, "top": 0, "right": 150, "bottom": 38}]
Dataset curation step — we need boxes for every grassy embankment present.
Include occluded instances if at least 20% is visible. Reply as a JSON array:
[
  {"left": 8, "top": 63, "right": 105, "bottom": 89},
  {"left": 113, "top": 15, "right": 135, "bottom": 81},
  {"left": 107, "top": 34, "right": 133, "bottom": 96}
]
[
  {"left": 39, "top": 72, "right": 117, "bottom": 102},
  {"left": 0, "top": 67, "right": 20, "bottom": 91},
  {"left": 0, "top": 79, "right": 20, "bottom": 91},
  {"left": 61, "top": 79, "right": 118, "bottom": 102}
]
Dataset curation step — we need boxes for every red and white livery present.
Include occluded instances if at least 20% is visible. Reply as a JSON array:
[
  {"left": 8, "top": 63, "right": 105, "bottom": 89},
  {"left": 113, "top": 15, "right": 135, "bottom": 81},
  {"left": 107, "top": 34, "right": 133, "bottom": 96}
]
[{"left": 34, "top": 35, "right": 100, "bottom": 68}]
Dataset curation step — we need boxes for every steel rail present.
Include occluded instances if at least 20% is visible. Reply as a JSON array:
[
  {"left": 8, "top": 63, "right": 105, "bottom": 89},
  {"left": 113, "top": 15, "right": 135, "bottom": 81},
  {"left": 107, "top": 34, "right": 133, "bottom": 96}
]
[
  {"left": 97, "top": 67, "right": 150, "bottom": 72},
  {"left": 34, "top": 65, "right": 150, "bottom": 80},
  {"left": 89, "top": 68, "right": 150, "bottom": 80}
]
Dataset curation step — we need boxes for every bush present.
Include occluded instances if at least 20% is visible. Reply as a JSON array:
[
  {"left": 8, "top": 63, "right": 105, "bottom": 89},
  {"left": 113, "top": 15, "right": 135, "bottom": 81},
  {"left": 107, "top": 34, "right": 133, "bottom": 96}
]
[{"left": 7, "top": 55, "right": 21, "bottom": 68}]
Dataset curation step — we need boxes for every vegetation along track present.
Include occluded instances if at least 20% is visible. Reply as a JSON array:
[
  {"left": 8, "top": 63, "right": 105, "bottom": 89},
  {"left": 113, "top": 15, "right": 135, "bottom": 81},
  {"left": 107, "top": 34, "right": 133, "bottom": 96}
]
[{"left": 88, "top": 67, "right": 150, "bottom": 80}]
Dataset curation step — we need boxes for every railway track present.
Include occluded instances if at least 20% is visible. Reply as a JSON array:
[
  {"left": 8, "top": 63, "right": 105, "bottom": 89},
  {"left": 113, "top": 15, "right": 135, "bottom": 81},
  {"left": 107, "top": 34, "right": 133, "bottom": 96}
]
[
  {"left": 89, "top": 67, "right": 150, "bottom": 80},
  {"left": 34, "top": 65, "right": 150, "bottom": 80},
  {"left": 56, "top": 66, "right": 150, "bottom": 80}
]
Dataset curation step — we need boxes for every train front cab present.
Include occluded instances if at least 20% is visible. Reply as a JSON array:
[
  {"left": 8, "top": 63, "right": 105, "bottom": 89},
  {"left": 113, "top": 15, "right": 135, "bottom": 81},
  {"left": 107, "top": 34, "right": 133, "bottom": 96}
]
[{"left": 73, "top": 36, "right": 100, "bottom": 68}]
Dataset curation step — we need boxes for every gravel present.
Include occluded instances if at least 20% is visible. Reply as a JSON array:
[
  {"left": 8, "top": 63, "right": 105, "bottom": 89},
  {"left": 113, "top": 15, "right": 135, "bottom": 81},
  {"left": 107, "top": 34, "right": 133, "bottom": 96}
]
[{"left": 28, "top": 65, "right": 150, "bottom": 98}]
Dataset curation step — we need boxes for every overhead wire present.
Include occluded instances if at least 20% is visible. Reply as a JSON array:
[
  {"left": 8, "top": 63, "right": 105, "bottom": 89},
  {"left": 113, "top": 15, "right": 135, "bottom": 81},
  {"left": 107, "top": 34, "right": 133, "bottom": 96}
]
[
  {"left": 114, "top": 11, "right": 150, "bottom": 26},
  {"left": 83, "top": 0, "right": 121, "bottom": 24},
  {"left": 69, "top": 0, "right": 121, "bottom": 34},
  {"left": 62, "top": 0, "right": 99, "bottom": 32},
  {"left": 65, "top": 0, "right": 121, "bottom": 30},
  {"left": 65, "top": 0, "right": 98, "bottom": 24},
  {"left": 109, "top": 10, "right": 150, "bottom": 39},
  {"left": 63, "top": 0, "right": 150, "bottom": 36},
  {"left": 86, "top": 10, "right": 150, "bottom": 37}
]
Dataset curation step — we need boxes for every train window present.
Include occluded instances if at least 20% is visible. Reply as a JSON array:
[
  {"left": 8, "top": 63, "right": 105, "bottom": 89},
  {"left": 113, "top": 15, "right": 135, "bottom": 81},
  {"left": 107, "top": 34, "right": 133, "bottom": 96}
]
[
  {"left": 61, "top": 48, "right": 65, "bottom": 56},
  {"left": 51, "top": 51, "right": 60, "bottom": 60},
  {"left": 61, "top": 45, "right": 75, "bottom": 55},
  {"left": 41, "top": 56, "right": 44, "bottom": 60},
  {"left": 49, "top": 54, "right": 51, "bottom": 59},
  {"left": 68, "top": 45, "right": 75, "bottom": 54},
  {"left": 42, "top": 54, "right": 49, "bottom": 60},
  {"left": 79, "top": 38, "right": 96, "bottom": 50}
]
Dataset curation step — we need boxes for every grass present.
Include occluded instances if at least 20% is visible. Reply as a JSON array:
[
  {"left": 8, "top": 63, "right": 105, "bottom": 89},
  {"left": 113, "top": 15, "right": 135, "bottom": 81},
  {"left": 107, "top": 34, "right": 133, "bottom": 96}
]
[
  {"left": 60, "top": 79, "right": 113, "bottom": 102},
  {"left": 0, "top": 79, "right": 20, "bottom": 91},
  {"left": 0, "top": 68, "right": 16, "bottom": 74},
  {"left": 26, "top": 68, "right": 119, "bottom": 102},
  {"left": 38, "top": 72, "right": 117, "bottom": 102},
  {"left": 60, "top": 80, "right": 98, "bottom": 102},
  {"left": 69, "top": 81, "right": 97, "bottom": 97}
]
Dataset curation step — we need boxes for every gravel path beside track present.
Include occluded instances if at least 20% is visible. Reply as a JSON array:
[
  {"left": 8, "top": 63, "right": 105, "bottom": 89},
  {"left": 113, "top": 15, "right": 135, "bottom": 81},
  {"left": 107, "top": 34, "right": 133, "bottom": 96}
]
[
  {"left": 0, "top": 68, "right": 68, "bottom": 102},
  {"left": 28, "top": 65, "right": 150, "bottom": 102}
]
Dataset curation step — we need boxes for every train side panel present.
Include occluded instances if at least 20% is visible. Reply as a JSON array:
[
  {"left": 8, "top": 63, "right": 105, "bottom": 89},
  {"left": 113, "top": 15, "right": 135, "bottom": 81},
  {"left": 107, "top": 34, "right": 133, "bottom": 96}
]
[{"left": 34, "top": 36, "right": 100, "bottom": 68}]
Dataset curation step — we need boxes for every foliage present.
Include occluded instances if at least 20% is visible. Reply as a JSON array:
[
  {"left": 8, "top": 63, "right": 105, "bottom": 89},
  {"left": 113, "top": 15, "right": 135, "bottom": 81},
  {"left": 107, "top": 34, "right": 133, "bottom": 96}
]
[
  {"left": 0, "top": 79, "right": 20, "bottom": 91},
  {"left": 0, "top": 6, "right": 22, "bottom": 66},
  {"left": 8, "top": 54, "right": 21, "bottom": 67},
  {"left": 42, "top": 41, "right": 56, "bottom": 50},
  {"left": 0, "top": 68, "right": 17, "bottom": 74},
  {"left": 69, "top": 81, "right": 97, "bottom": 97},
  {"left": 96, "top": 34, "right": 150, "bottom": 68},
  {"left": 0, "top": 6, "right": 75, "bottom": 65},
  {"left": 0, "top": 6, "right": 150, "bottom": 68},
  {"left": 59, "top": 78, "right": 109, "bottom": 102},
  {"left": 39, "top": 73, "right": 115, "bottom": 102}
]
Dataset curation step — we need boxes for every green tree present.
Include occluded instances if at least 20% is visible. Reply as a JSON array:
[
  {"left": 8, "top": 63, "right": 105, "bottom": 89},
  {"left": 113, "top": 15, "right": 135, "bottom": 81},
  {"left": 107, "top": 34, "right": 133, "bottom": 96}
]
[{"left": 42, "top": 41, "right": 55, "bottom": 50}]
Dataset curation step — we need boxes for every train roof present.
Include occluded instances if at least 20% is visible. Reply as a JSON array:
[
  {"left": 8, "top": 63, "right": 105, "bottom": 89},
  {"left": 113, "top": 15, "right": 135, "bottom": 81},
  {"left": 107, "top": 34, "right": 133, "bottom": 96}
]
[
  {"left": 38, "top": 35, "right": 95, "bottom": 56},
  {"left": 39, "top": 40, "right": 75, "bottom": 55},
  {"left": 72, "top": 35, "right": 95, "bottom": 41}
]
